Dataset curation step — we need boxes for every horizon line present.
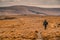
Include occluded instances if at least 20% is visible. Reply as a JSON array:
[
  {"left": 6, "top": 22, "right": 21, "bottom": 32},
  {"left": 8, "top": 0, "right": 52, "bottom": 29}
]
[{"left": 0, "top": 4, "right": 60, "bottom": 8}]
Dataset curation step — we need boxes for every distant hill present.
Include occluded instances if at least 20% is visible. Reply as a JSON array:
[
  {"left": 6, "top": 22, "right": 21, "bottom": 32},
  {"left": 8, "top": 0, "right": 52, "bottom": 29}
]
[{"left": 0, "top": 5, "right": 60, "bottom": 16}]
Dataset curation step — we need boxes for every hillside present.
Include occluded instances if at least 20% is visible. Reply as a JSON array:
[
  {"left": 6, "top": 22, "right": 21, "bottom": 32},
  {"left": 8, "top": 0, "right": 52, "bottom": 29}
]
[
  {"left": 0, "top": 5, "right": 60, "bottom": 16},
  {"left": 0, "top": 5, "right": 60, "bottom": 40},
  {"left": 0, "top": 15, "right": 60, "bottom": 40}
]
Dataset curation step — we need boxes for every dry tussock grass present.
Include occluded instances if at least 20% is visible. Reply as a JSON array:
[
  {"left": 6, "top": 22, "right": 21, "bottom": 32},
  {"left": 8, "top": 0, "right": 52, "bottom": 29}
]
[{"left": 0, "top": 15, "right": 60, "bottom": 40}]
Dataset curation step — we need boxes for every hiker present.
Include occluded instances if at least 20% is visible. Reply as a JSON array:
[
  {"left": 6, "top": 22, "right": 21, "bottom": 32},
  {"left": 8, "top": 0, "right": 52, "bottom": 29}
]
[{"left": 43, "top": 20, "right": 48, "bottom": 30}]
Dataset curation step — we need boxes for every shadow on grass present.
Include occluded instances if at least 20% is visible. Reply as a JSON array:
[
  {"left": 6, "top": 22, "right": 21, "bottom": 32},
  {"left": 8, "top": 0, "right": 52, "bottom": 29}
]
[{"left": 0, "top": 16, "right": 16, "bottom": 20}]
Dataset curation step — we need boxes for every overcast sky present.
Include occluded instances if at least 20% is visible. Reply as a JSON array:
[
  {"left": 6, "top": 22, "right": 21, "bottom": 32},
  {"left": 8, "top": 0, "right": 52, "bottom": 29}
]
[{"left": 0, "top": 0, "right": 60, "bottom": 8}]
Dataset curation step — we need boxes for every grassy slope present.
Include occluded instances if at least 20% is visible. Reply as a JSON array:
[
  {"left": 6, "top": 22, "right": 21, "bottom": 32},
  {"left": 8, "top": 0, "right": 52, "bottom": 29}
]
[{"left": 0, "top": 15, "right": 60, "bottom": 40}]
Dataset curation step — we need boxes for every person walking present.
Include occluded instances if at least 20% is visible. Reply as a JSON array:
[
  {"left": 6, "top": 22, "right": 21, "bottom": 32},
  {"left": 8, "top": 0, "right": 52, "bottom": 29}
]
[{"left": 43, "top": 20, "right": 48, "bottom": 30}]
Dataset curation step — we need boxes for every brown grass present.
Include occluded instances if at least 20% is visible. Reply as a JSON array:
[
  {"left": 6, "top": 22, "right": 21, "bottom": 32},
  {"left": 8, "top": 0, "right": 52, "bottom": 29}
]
[{"left": 0, "top": 15, "right": 60, "bottom": 40}]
